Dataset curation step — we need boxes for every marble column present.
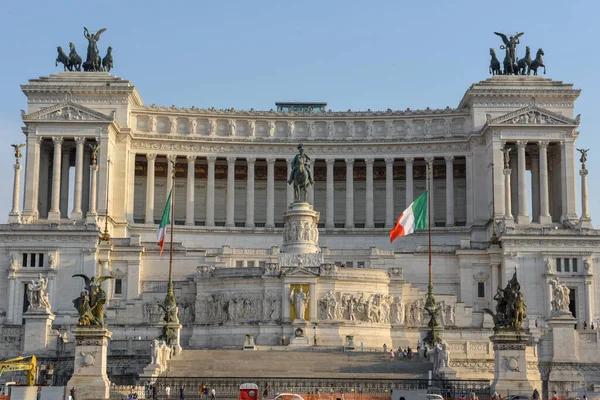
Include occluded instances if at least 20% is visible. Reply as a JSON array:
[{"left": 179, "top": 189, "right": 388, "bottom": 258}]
[
  {"left": 309, "top": 282, "right": 317, "bottom": 321},
  {"left": 87, "top": 163, "right": 98, "bottom": 223},
  {"left": 531, "top": 154, "right": 540, "bottom": 223},
  {"left": 7, "top": 272, "right": 16, "bottom": 323},
  {"left": 466, "top": 154, "right": 473, "bottom": 225},
  {"left": 579, "top": 167, "right": 592, "bottom": 228},
  {"left": 562, "top": 140, "right": 578, "bottom": 221},
  {"left": 510, "top": 152, "right": 519, "bottom": 217},
  {"left": 584, "top": 280, "right": 593, "bottom": 325},
  {"left": 345, "top": 158, "right": 354, "bottom": 228},
  {"left": 325, "top": 158, "right": 335, "bottom": 228},
  {"left": 405, "top": 157, "right": 414, "bottom": 208},
  {"left": 516, "top": 141, "right": 529, "bottom": 225},
  {"left": 166, "top": 155, "right": 176, "bottom": 197},
  {"left": 71, "top": 137, "right": 85, "bottom": 220},
  {"left": 226, "top": 157, "right": 236, "bottom": 227},
  {"left": 425, "top": 157, "right": 435, "bottom": 224},
  {"left": 9, "top": 161, "right": 22, "bottom": 223},
  {"left": 22, "top": 135, "right": 41, "bottom": 219},
  {"left": 538, "top": 141, "right": 552, "bottom": 224},
  {"left": 145, "top": 154, "right": 156, "bottom": 224},
  {"left": 365, "top": 158, "right": 375, "bottom": 228},
  {"left": 286, "top": 158, "right": 294, "bottom": 206},
  {"left": 445, "top": 156, "right": 454, "bottom": 227},
  {"left": 185, "top": 155, "right": 196, "bottom": 226},
  {"left": 125, "top": 151, "right": 136, "bottom": 223},
  {"left": 246, "top": 157, "right": 256, "bottom": 228},
  {"left": 385, "top": 158, "right": 394, "bottom": 228},
  {"left": 48, "top": 137, "right": 63, "bottom": 221},
  {"left": 504, "top": 168, "right": 513, "bottom": 222},
  {"left": 206, "top": 156, "right": 216, "bottom": 227},
  {"left": 59, "top": 146, "right": 70, "bottom": 217},
  {"left": 266, "top": 158, "right": 275, "bottom": 228}
]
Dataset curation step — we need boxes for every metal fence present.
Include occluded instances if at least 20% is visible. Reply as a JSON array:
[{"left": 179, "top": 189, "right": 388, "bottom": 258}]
[{"left": 109, "top": 377, "right": 490, "bottom": 400}]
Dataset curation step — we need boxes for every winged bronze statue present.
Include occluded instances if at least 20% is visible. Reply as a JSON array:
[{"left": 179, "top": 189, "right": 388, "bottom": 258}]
[
  {"left": 88, "top": 143, "right": 100, "bottom": 165},
  {"left": 83, "top": 27, "right": 107, "bottom": 71},
  {"left": 72, "top": 274, "right": 114, "bottom": 326},
  {"left": 494, "top": 31, "right": 524, "bottom": 64},
  {"left": 11, "top": 144, "right": 26, "bottom": 159},
  {"left": 576, "top": 148, "right": 589, "bottom": 167}
]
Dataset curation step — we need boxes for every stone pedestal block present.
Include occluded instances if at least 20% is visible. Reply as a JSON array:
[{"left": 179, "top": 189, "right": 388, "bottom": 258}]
[
  {"left": 10, "top": 386, "right": 38, "bottom": 400},
  {"left": 490, "top": 331, "right": 538, "bottom": 395},
  {"left": 344, "top": 335, "right": 356, "bottom": 351},
  {"left": 289, "top": 323, "right": 310, "bottom": 347},
  {"left": 281, "top": 202, "right": 320, "bottom": 254},
  {"left": 547, "top": 315, "right": 578, "bottom": 362},
  {"left": 23, "top": 310, "right": 55, "bottom": 354},
  {"left": 243, "top": 333, "right": 257, "bottom": 350},
  {"left": 67, "top": 327, "right": 112, "bottom": 400},
  {"left": 165, "top": 322, "right": 183, "bottom": 356}
]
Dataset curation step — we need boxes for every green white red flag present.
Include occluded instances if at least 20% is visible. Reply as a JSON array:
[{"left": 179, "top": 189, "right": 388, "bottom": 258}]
[
  {"left": 157, "top": 189, "right": 172, "bottom": 256},
  {"left": 389, "top": 190, "right": 428, "bottom": 243}
]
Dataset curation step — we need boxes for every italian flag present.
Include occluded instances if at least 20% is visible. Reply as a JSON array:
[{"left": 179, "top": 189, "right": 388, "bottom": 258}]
[
  {"left": 157, "top": 189, "right": 172, "bottom": 256},
  {"left": 389, "top": 191, "right": 428, "bottom": 243}
]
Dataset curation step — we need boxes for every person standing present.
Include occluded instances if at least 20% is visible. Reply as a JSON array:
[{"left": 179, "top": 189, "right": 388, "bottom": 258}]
[
  {"left": 166, "top": 385, "right": 171, "bottom": 399},
  {"left": 383, "top": 344, "right": 388, "bottom": 354},
  {"left": 70, "top": 387, "right": 76, "bottom": 400},
  {"left": 552, "top": 391, "right": 559, "bottom": 400},
  {"left": 211, "top": 387, "right": 216, "bottom": 400},
  {"left": 180, "top": 385, "right": 185, "bottom": 400},
  {"left": 152, "top": 384, "right": 157, "bottom": 400},
  {"left": 389, "top": 349, "right": 395, "bottom": 362},
  {"left": 263, "top": 383, "right": 269, "bottom": 399},
  {"left": 532, "top": 389, "right": 540, "bottom": 400}
]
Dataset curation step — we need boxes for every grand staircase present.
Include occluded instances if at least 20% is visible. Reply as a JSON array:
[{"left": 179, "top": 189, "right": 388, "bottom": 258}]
[{"left": 162, "top": 348, "right": 432, "bottom": 378}]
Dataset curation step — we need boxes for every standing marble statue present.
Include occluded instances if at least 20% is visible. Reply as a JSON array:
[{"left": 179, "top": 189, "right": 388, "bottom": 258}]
[
  {"left": 150, "top": 339, "right": 160, "bottom": 364},
  {"left": 288, "top": 144, "right": 314, "bottom": 203},
  {"left": 27, "top": 274, "right": 51, "bottom": 311},
  {"left": 548, "top": 277, "right": 571, "bottom": 316},
  {"left": 290, "top": 287, "right": 310, "bottom": 321}
]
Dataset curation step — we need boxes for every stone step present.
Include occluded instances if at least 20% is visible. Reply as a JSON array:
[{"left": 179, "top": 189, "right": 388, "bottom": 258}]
[{"left": 162, "top": 349, "right": 432, "bottom": 378}]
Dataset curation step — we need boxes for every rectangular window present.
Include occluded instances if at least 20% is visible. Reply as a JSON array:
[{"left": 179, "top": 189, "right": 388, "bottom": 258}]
[
  {"left": 564, "top": 258, "right": 570, "bottom": 273},
  {"left": 38, "top": 253, "right": 44, "bottom": 267},
  {"left": 556, "top": 258, "right": 562, "bottom": 272},
  {"left": 478, "top": 281, "right": 485, "bottom": 298},
  {"left": 22, "top": 253, "right": 27, "bottom": 267},
  {"left": 235, "top": 260, "right": 244, "bottom": 268},
  {"left": 114, "top": 278, "right": 123, "bottom": 295},
  {"left": 30, "top": 253, "right": 36, "bottom": 267},
  {"left": 572, "top": 258, "right": 578, "bottom": 273}
]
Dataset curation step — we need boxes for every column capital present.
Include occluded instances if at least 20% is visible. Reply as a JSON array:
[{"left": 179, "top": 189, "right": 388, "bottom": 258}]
[
  {"left": 227, "top": 156, "right": 236, "bottom": 166},
  {"left": 74, "top": 137, "right": 86, "bottom": 146},
  {"left": 444, "top": 155, "right": 454, "bottom": 163},
  {"left": 365, "top": 158, "right": 375, "bottom": 166},
  {"left": 13, "top": 163, "right": 22, "bottom": 171},
  {"left": 207, "top": 155, "right": 217, "bottom": 163},
  {"left": 90, "top": 164, "right": 98, "bottom": 172},
  {"left": 325, "top": 158, "right": 336, "bottom": 166},
  {"left": 558, "top": 140, "right": 565, "bottom": 149},
  {"left": 266, "top": 157, "right": 276, "bottom": 165},
  {"left": 52, "top": 137, "right": 63, "bottom": 146},
  {"left": 166, "top": 154, "right": 177, "bottom": 163},
  {"left": 246, "top": 157, "right": 256, "bottom": 165},
  {"left": 345, "top": 158, "right": 355, "bottom": 166},
  {"left": 186, "top": 155, "right": 197, "bottom": 163},
  {"left": 516, "top": 140, "right": 528, "bottom": 149},
  {"left": 404, "top": 157, "right": 414, "bottom": 165},
  {"left": 424, "top": 156, "right": 434, "bottom": 164},
  {"left": 503, "top": 169, "right": 512, "bottom": 175},
  {"left": 537, "top": 140, "right": 550, "bottom": 150},
  {"left": 146, "top": 153, "right": 157, "bottom": 162},
  {"left": 384, "top": 157, "right": 394, "bottom": 165}
]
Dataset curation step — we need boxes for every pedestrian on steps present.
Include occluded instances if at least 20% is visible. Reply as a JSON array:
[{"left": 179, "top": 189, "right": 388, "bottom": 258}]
[
  {"left": 211, "top": 387, "right": 216, "bottom": 400},
  {"left": 180, "top": 385, "right": 185, "bottom": 400},
  {"left": 165, "top": 385, "right": 171, "bottom": 399},
  {"left": 389, "top": 349, "right": 395, "bottom": 362}
]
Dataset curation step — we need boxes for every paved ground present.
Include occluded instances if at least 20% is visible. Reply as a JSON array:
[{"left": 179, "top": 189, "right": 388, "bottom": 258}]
[{"left": 164, "top": 348, "right": 432, "bottom": 378}]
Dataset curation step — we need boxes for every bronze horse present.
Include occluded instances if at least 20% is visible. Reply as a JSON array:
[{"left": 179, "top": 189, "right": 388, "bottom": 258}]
[
  {"left": 68, "top": 42, "right": 82, "bottom": 72},
  {"left": 489, "top": 48, "right": 501, "bottom": 75},
  {"left": 517, "top": 46, "right": 531, "bottom": 75},
  {"left": 529, "top": 48, "right": 546, "bottom": 75},
  {"left": 55, "top": 46, "right": 69, "bottom": 71},
  {"left": 293, "top": 160, "right": 310, "bottom": 203}
]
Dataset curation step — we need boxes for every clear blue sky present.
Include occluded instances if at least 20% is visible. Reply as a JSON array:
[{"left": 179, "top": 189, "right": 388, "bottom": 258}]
[{"left": 0, "top": 0, "right": 598, "bottom": 226}]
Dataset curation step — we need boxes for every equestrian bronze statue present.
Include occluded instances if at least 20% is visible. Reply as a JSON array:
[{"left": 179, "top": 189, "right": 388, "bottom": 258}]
[{"left": 288, "top": 144, "right": 314, "bottom": 203}]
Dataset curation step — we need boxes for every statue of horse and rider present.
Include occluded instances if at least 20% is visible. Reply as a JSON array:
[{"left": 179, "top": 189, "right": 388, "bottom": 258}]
[
  {"left": 287, "top": 144, "right": 314, "bottom": 203},
  {"left": 490, "top": 31, "right": 546, "bottom": 76}
]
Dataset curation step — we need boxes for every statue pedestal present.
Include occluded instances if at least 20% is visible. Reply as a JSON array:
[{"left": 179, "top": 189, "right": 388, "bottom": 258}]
[
  {"left": 67, "top": 327, "right": 112, "bottom": 400},
  {"left": 281, "top": 202, "right": 320, "bottom": 254},
  {"left": 23, "top": 309, "right": 54, "bottom": 354},
  {"left": 162, "top": 321, "right": 183, "bottom": 356},
  {"left": 490, "top": 331, "right": 538, "bottom": 395},
  {"left": 289, "top": 322, "right": 310, "bottom": 347},
  {"left": 344, "top": 335, "right": 356, "bottom": 351},
  {"left": 243, "top": 333, "right": 257, "bottom": 350},
  {"left": 547, "top": 314, "right": 578, "bottom": 362}
]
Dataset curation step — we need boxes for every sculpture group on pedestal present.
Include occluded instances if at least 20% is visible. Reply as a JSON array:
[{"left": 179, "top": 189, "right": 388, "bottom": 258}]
[
  {"left": 430, "top": 342, "right": 451, "bottom": 375},
  {"left": 72, "top": 274, "right": 114, "bottom": 326},
  {"left": 548, "top": 277, "right": 571, "bottom": 317},
  {"left": 489, "top": 32, "right": 546, "bottom": 76},
  {"left": 288, "top": 144, "right": 314, "bottom": 203},
  {"left": 484, "top": 270, "right": 527, "bottom": 331},
  {"left": 55, "top": 27, "right": 114, "bottom": 72},
  {"left": 26, "top": 274, "right": 51, "bottom": 312}
]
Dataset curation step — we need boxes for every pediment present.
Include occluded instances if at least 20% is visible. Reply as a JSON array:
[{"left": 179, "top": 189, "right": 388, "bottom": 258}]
[
  {"left": 486, "top": 105, "right": 579, "bottom": 126},
  {"left": 22, "top": 101, "right": 115, "bottom": 123},
  {"left": 281, "top": 266, "right": 320, "bottom": 277}
]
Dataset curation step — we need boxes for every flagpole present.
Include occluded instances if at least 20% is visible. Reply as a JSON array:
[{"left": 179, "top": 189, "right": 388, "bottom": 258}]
[
  {"left": 424, "top": 160, "right": 441, "bottom": 347},
  {"left": 162, "top": 159, "right": 178, "bottom": 345},
  {"left": 168, "top": 161, "right": 175, "bottom": 299}
]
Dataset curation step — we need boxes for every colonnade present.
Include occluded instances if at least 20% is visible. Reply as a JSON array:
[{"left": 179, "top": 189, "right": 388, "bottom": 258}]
[{"left": 137, "top": 154, "right": 466, "bottom": 228}]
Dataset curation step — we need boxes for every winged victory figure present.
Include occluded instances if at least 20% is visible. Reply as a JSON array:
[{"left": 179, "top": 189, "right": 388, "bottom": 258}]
[
  {"left": 11, "top": 144, "right": 26, "bottom": 159},
  {"left": 494, "top": 31, "right": 524, "bottom": 66},
  {"left": 72, "top": 274, "right": 114, "bottom": 326},
  {"left": 83, "top": 27, "right": 107, "bottom": 71}
]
